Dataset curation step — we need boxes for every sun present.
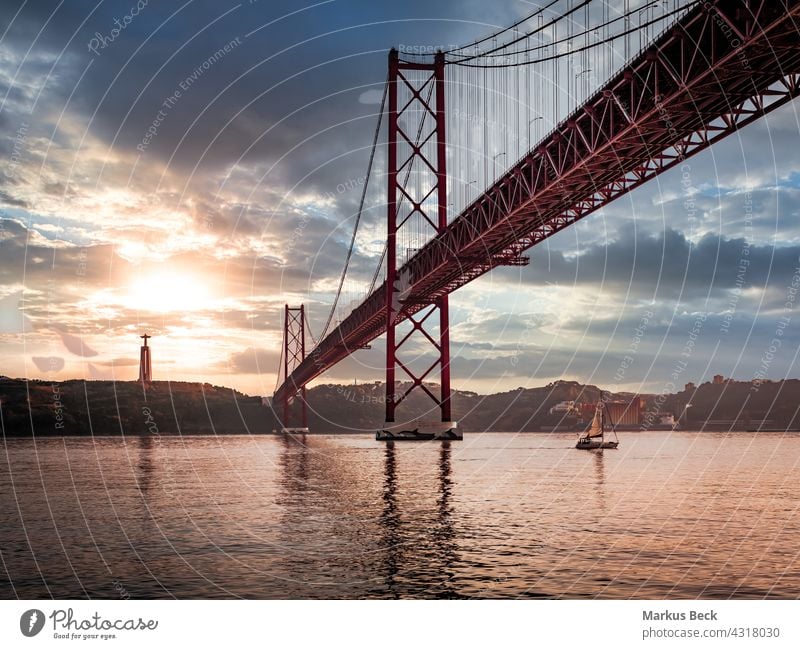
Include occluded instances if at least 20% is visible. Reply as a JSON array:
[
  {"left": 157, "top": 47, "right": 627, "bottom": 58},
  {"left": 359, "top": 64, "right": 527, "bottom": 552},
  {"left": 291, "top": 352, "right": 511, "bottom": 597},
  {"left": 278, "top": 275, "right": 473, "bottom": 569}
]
[{"left": 127, "top": 271, "right": 212, "bottom": 313}]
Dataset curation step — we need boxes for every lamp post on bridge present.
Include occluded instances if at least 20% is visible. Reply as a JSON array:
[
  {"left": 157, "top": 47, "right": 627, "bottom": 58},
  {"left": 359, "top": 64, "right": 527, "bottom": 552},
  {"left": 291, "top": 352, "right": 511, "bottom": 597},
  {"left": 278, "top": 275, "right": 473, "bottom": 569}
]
[
  {"left": 527, "top": 116, "right": 543, "bottom": 147},
  {"left": 575, "top": 69, "right": 592, "bottom": 107},
  {"left": 460, "top": 179, "right": 477, "bottom": 210},
  {"left": 492, "top": 152, "right": 506, "bottom": 177}
]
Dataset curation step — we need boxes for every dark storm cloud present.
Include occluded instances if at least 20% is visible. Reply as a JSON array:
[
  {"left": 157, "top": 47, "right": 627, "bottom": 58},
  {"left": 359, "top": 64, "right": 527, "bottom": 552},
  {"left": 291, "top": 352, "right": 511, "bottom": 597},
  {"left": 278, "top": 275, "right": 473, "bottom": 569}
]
[
  {"left": 516, "top": 227, "right": 800, "bottom": 302},
  {"left": 358, "top": 307, "right": 800, "bottom": 389},
  {"left": 0, "top": 0, "right": 515, "bottom": 201},
  {"left": 537, "top": 109, "right": 800, "bottom": 252}
]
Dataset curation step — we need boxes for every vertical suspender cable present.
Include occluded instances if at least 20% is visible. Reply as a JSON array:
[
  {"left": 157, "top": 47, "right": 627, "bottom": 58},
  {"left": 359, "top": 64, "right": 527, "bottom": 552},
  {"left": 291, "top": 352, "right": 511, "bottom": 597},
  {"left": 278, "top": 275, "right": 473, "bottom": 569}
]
[{"left": 318, "top": 75, "right": 388, "bottom": 341}]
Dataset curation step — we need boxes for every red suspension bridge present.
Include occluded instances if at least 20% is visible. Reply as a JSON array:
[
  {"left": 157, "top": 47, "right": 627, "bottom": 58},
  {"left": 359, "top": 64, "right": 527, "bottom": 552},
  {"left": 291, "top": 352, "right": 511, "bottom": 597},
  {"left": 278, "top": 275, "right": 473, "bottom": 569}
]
[{"left": 274, "top": 0, "right": 800, "bottom": 434}]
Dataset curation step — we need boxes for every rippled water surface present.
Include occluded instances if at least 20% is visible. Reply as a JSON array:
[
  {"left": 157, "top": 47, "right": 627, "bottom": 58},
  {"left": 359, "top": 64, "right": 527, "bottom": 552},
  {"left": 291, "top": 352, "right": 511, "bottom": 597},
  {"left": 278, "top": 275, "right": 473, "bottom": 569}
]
[{"left": 1, "top": 432, "right": 799, "bottom": 598}]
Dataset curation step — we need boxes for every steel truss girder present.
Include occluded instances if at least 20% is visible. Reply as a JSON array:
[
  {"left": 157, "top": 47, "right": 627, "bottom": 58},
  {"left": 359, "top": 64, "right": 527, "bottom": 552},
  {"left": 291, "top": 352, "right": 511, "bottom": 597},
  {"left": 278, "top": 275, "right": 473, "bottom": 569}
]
[{"left": 275, "top": 0, "right": 800, "bottom": 404}]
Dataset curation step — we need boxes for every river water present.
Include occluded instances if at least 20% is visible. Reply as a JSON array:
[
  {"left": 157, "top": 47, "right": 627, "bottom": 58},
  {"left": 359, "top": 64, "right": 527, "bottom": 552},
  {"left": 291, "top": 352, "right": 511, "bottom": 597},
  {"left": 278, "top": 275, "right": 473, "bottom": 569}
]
[{"left": 1, "top": 432, "right": 798, "bottom": 599}]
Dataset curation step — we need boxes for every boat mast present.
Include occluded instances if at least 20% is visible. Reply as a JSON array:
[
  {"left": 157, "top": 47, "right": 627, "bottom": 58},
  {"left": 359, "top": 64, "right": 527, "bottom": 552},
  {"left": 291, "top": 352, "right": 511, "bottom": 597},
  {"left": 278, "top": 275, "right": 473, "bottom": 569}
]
[{"left": 601, "top": 404, "right": 605, "bottom": 442}]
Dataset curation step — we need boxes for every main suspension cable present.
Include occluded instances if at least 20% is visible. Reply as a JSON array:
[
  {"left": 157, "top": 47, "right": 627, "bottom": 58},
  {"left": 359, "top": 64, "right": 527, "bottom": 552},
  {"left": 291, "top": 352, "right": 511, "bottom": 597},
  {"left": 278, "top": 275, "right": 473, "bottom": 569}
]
[
  {"left": 435, "top": 0, "right": 562, "bottom": 56},
  {"left": 445, "top": 1, "right": 659, "bottom": 60},
  {"left": 449, "top": 2, "right": 694, "bottom": 68},
  {"left": 443, "top": 0, "right": 592, "bottom": 65}
]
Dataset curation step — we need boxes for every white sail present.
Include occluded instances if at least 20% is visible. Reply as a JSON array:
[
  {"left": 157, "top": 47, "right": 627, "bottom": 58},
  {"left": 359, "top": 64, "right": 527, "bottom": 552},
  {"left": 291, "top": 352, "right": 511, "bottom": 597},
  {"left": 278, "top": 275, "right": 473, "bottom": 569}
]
[{"left": 586, "top": 405, "right": 604, "bottom": 438}]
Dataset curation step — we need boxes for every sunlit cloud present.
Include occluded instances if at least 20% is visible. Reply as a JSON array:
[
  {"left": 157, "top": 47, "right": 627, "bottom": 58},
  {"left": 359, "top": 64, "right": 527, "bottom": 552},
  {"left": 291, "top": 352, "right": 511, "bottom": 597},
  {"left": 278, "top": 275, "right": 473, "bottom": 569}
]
[{"left": 2, "top": 0, "right": 800, "bottom": 398}]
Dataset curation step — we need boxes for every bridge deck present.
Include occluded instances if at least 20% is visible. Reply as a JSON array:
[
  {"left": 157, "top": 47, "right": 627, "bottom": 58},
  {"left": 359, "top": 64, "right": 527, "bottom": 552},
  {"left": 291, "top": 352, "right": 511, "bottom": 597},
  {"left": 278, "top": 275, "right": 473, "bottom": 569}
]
[{"left": 275, "top": 0, "right": 800, "bottom": 403}]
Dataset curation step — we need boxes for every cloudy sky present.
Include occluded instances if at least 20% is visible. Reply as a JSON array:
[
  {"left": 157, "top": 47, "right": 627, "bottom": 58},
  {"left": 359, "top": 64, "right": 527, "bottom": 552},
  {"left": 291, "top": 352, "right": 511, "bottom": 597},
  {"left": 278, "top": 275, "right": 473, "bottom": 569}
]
[{"left": 1, "top": 0, "right": 800, "bottom": 398}]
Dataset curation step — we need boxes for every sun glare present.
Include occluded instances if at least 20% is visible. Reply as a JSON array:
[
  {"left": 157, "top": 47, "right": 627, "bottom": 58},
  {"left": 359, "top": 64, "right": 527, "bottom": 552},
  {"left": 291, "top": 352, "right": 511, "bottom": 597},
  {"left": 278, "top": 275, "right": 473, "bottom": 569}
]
[{"left": 127, "top": 271, "right": 212, "bottom": 313}]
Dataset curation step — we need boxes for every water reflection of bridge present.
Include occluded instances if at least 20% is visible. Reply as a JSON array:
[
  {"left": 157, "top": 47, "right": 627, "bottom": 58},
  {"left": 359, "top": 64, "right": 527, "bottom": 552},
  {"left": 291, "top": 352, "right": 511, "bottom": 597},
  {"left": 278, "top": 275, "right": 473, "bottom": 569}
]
[{"left": 276, "top": 435, "right": 460, "bottom": 598}]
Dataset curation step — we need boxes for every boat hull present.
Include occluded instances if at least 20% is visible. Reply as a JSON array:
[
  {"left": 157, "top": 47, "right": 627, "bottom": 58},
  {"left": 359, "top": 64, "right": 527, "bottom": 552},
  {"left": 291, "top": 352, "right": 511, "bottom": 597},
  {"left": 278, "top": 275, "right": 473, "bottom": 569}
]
[{"left": 576, "top": 439, "right": 618, "bottom": 450}]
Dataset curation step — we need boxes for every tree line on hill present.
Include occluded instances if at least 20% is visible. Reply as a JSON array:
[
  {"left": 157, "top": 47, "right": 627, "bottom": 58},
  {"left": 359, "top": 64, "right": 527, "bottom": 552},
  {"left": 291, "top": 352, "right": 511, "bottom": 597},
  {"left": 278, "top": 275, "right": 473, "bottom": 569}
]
[{"left": 2, "top": 376, "right": 798, "bottom": 436}]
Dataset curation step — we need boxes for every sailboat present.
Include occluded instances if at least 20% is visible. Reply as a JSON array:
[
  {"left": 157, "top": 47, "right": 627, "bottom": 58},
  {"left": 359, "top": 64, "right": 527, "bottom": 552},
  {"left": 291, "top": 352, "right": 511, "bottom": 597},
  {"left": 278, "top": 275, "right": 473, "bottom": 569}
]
[{"left": 576, "top": 402, "right": 619, "bottom": 450}]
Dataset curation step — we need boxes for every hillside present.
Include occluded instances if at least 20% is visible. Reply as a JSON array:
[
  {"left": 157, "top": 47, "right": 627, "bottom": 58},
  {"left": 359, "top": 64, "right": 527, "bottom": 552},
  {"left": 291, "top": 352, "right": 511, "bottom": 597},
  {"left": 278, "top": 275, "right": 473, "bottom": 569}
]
[
  {"left": 0, "top": 377, "right": 616, "bottom": 435},
  {"left": 0, "top": 379, "right": 269, "bottom": 436},
  {"left": 664, "top": 379, "right": 800, "bottom": 430},
  {"left": 304, "top": 378, "right": 800, "bottom": 431},
  {"left": 2, "top": 376, "right": 799, "bottom": 436},
  {"left": 303, "top": 380, "right": 610, "bottom": 432}
]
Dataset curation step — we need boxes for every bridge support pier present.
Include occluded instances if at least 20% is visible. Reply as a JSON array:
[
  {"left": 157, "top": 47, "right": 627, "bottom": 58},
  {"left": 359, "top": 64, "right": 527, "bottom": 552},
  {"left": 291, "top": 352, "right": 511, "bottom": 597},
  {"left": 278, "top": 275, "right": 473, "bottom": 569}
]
[
  {"left": 380, "top": 49, "right": 461, "bottom": 441},
  {"left": 281, "top": 304, "right": 309, "bottom": 433}
]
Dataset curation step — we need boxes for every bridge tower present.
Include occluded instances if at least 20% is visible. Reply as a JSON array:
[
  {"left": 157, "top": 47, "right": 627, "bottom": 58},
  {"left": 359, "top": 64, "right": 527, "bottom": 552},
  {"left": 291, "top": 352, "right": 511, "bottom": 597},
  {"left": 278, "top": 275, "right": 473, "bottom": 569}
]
[
  {"left": 382, "top": 49, "right": 458, "bottom": 439},
  {"left": 281, "top": 304, "right": 308, "bottom": 432}
]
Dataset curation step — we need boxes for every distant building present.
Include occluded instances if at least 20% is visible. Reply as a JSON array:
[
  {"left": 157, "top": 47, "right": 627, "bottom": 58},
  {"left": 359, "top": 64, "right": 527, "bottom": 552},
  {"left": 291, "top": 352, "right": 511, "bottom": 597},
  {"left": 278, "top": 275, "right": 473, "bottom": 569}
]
[
  {"left": 550, "top": 400, "right": 578, "bottom": 415},
  {"left": 607, "top": 397, "right": 641, "bottom": 426},
  {"left": 658, "top": 414, "right": 676, "bottom": 427},
  {"left": 580, "top": 398, "right": 642, "bottom": 425},
  {"left": 579, "top": 402, "right": 596, "bottom": 421},
  {"left": 684, "top": 382, "right": 696, "bottom": 392},
  {"left": 713, "top": 374, "right": 724, "bottom": 385},
  {"left": 644, "top": 412, "right": 678, "bottom": 428}
]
